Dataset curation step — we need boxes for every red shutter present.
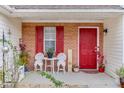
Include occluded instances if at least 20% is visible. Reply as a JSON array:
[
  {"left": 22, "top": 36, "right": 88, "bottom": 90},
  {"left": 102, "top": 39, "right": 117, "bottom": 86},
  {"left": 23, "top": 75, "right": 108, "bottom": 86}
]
[
  {"left": 35, "top": 26, "right": 44, "bottom": 53},
  {"left": 56, "top": 26, "right": 64, "bottom": 54}
]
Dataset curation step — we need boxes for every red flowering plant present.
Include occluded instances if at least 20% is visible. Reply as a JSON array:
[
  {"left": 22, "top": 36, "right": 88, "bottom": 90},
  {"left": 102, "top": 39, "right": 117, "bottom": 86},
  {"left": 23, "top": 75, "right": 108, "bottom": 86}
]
[
  {"left": 18, "top": 38, "right": 29, "bottom": 66},
  {"left": 97, "top": 52, "right": 105, "bottom": 69},
  {"left": 19, "top": 39, "right": 26, "bottom": 51},
  {"left": 94, "top": 46, "right": 105, "bottom": 69}
]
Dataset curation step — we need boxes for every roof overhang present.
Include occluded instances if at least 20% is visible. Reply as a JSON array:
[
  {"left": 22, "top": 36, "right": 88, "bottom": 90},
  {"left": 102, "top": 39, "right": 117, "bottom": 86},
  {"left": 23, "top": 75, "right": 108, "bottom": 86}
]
[{"left": 0, "top": 5, "right": 124, "bottom": 22}]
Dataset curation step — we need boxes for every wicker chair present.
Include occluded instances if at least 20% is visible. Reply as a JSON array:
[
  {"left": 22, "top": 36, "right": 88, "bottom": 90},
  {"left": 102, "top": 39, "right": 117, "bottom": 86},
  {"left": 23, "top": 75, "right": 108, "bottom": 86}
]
[
  {"left": 57, "top": 53, "right": 66, "bottom": 73},
  {"left": 34, "top": 53, "right": 44, "bottom": 71}
]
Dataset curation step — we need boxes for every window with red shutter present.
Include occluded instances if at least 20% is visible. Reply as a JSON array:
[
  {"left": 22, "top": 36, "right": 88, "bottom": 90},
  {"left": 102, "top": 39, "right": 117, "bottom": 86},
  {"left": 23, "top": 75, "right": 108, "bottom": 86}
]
[
  {"left": 35, "top": 26, "right": 64, "bottom": 55},
  {"left": 56, "top": 26, "right": 64, "bottom": 55},
  {"left": 35, "top": 26, "right": 44, "bottom": 53}
]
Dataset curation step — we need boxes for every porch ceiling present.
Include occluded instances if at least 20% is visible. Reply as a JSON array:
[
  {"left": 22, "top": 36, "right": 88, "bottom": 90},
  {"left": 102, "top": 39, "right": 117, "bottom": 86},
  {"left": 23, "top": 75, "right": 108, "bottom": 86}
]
[{"left": 16, "top": 12, "right": 122, "bottom": 22}]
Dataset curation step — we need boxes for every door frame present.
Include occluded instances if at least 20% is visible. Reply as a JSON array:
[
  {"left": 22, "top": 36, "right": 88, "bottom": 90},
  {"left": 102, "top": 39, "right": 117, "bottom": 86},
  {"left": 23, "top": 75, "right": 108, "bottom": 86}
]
[{"left": 78, "top": 26, "right": 99, "bottom": 70}]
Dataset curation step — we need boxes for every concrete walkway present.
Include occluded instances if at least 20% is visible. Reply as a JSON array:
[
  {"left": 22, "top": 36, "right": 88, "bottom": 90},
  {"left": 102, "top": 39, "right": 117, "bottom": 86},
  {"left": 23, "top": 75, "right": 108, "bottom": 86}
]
[{"left": 17, "top": 71, "right": 120, "bottom": 88}]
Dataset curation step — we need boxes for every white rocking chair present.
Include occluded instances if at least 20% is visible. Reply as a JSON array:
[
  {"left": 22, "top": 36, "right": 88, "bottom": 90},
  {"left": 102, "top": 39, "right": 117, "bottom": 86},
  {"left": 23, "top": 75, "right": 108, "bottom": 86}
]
[
  {"left": 57, "top": 53, "right": 66, "bottom": 73},
  {"left": 34, "top": 53, "right": 44, "bottom": 71}
]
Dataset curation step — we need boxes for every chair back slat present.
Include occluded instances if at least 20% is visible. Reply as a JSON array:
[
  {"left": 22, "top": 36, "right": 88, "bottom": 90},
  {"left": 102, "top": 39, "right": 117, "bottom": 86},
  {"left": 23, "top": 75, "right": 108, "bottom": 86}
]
[
  {"left": 57, "top": 53, "right": 66, "bottom": 61},
  {"left": 35, "top": 53, "right": 44, "bottom": 61}
]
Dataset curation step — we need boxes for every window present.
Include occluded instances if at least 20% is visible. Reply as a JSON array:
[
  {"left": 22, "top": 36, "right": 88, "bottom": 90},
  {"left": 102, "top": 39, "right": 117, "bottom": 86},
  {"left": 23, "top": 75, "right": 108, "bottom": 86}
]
[{"left": 44, "top": 27, "right": 56, "bottom": 52}]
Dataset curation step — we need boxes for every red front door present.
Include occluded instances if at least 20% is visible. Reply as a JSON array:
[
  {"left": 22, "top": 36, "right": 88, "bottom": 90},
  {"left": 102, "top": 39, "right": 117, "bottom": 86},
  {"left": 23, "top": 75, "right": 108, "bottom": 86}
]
[{"left": 79, "top": 28, "right": 97, "bottom": 69}]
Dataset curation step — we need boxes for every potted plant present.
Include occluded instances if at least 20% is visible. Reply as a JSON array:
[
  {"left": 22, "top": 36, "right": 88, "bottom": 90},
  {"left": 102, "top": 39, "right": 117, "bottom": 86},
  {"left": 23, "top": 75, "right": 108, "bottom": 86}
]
[
  {"left": 116, "top": 67, "right": 124, "bottom": 88},
  {"left": 18, "top": 51, "right": 29, "bottom": 72},
  {"left": 97, "top": 52, "right": 105, "bottom": 73},
  {"left": 98, "top": 63, "right": 105, "bottom": 73},
  {"left": 46, "top": 48, "right": 54, "bottom": 58},
  {"left": 19, "top": 38, "right": 29, "bottom": 72},
  {"left": 72, "top": 64, "right": 79, "bottom": 72}
]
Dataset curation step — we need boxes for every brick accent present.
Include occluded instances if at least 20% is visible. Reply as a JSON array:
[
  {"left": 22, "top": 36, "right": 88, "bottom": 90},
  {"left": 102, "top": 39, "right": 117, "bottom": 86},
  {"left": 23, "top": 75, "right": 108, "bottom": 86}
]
[{"left": 22, "top": 23, "right": 104, "bottom": 70}]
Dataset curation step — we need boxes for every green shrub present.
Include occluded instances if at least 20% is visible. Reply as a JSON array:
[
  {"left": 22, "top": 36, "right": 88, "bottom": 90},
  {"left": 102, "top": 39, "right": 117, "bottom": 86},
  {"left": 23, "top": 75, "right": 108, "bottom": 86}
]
[
  {"left": 40, "top": 72, "right": 64, "bottom": 87},
  {"left": 18, "top": 51, "right": 29, "bottom": 66},
  {"left": 0, "top": 71, "right": 3, "bottom": 81},
  {"left": 116, "top": 67, "right": 124, "bottom": 78}
]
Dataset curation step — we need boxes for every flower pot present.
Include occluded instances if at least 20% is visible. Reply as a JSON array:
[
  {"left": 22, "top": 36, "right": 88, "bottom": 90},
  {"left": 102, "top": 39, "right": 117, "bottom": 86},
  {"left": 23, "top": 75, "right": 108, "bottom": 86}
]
[
  {"left": 24, "top": 66, "right": 28, "bottom": 72},
  {"left": 98, "top": 67, "right": 105, "bottom": 73},
  {"left": 18, "top": 65, "right": 25, "bottom": 82},
  {"left": 47, "top": 53, "right": 53, "bottom": 58},
  {"left": 73, "top": 67, "right": 79, "bottom": 72},
  {"left": 120, "top": 77, "right": 124, "bottom": 88}
]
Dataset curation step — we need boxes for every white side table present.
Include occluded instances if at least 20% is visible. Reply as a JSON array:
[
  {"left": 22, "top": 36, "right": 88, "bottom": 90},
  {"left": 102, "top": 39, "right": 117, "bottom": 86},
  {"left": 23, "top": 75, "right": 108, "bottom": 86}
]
[{"left": 44, "top": 57, "right": 57, "bottom": 73}]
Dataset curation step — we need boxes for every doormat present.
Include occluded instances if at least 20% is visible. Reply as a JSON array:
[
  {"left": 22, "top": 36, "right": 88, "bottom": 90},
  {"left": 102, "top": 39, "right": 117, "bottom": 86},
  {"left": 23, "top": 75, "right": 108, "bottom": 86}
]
[{"left": 80, "top": 70, "right": 99, "bottom": 74}]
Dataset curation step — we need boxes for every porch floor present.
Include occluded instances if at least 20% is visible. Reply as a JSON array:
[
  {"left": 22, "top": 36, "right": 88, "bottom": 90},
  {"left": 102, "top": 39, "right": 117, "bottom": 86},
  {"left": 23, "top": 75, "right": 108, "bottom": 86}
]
[{"left": 17, "top": 71, "right": 120, "bottom": 88}]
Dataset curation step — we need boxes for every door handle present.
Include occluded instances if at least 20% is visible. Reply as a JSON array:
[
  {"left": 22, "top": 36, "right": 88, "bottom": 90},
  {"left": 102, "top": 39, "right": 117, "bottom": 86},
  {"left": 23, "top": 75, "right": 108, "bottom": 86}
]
[
  {"left": 93, "top": 46, "right": 100, "bottom": 53},
  {"left": 92, "top": 50, "right": 97, "bottom": 53}
]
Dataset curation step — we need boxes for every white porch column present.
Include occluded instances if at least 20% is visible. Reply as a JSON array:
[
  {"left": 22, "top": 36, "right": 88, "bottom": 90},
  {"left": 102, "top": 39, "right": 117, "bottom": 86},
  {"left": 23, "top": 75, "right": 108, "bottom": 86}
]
[{"left": 122, "top": 15, "right": 124, "bottom": 65}]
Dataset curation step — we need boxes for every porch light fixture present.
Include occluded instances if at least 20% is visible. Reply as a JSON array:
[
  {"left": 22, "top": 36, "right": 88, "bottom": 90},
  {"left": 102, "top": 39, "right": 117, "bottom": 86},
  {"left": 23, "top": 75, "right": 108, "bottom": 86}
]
[
  {"left": 2, "top": 46, "right": 9, "bottom": 53},
  {"left": 103, "top": 29, "right": 108, "bottom": 34}
]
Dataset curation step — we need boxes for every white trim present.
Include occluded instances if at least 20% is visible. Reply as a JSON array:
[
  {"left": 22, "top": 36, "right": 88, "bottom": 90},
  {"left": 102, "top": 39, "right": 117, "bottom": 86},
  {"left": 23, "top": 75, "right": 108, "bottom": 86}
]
[
  {"left": 122, "top": 15, "right": 124, "bottom": 64},
  {"left": 120, "top": 5, "right": 124, "bottom": 9},
  {"left": 43, "top": 30, "right": 45, "bottom": 52},
  {"left": 22, "top": 20, "right": 104, "bottom": 23},
  {"left": 78, "top": 26, "right": 99, "bottom": 70},
  {"left": 45, "top": 39, "right": 56, "bottom": 41},
  {"left": 1, "top": 5, "right": 15, "bottom": 12},
  {"left": 0, "top": 6, "right": 12, "bottom": 16},
  {"left": 12, "top": 9, "right": 124, "bottom": 13},
  {"left": 1, "top": 6, "right": 124, "bottom": 14}
]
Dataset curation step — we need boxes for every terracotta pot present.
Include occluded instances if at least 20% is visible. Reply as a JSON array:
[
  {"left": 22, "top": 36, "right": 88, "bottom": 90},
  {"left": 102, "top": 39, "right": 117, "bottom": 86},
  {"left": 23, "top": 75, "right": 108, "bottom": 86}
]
[
  {"left": 98, "top": 67, "right": 105, "bottom": 73},
  {"left": 120, "top": 77, "right": 124, "bottom": 88}
]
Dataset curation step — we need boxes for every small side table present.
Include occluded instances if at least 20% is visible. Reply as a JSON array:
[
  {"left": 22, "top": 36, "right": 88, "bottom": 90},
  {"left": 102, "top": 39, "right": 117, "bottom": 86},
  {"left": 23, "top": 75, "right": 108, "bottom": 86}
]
[{"left": 44, "top": 57, "right": 57, "bottom": 73}]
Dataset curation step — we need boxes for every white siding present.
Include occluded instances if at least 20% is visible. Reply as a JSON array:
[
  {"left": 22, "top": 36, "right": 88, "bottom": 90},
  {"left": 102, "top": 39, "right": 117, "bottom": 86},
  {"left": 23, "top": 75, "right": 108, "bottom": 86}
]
[
  {"left": 0, "top": 13, "right": 22, "bottom": 69},
  {"left": 0, "top": 28, "right": 2, "bottom": 66},
  {"left": 104, "top": 15, "right": 124, "bottom": 79}
]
